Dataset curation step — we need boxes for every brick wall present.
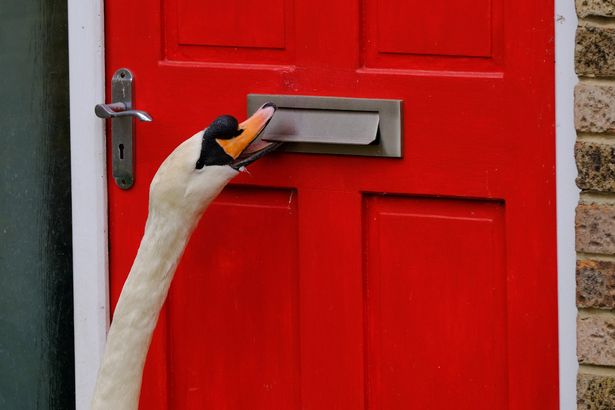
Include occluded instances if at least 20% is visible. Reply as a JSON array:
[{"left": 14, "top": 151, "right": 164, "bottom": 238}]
[{"left": 575, "top": 1, "right": 615, "bottom": 408}]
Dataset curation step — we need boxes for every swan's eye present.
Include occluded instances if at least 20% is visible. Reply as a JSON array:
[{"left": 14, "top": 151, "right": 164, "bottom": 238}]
[{"left": 205, "top": 115, "right": 243, "bottom": 140}]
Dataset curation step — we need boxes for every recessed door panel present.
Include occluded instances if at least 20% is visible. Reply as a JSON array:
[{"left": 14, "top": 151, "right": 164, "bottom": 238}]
[
  {"left": 362, "top": 0, "right": 504, "bottom": 72},
  {"left": 178, "top": 0, "right": 286, "bottom": 49},
  {"left": 163, "top": 0, "right": 294, "bottom": 64},
  {"left": 365, "top": 196, "right": 507, "bottom": 409},
  {"left": 167, "top": 187, "right": 299, "bottom": 409},
  {"left": 377, "top": 0, "right": 492, "bottom": 57}
]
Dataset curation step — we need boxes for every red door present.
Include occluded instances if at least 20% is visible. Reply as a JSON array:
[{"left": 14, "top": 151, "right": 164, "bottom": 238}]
[{"left": 106, "top": 1, "right": 557, "bottom": 409}]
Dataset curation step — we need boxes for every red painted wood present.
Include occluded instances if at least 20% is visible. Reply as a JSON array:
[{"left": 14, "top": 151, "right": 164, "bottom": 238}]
[
  {"left": 105, "top": 0, "right": 558, "bottom": 408},
  {"left": 178, "top": 0, "right": 286, "bottom": 49},
  {"left": 377, "top": 0, "right": 493, "bottom": 57},
  {"left": 365, "top": 197, "right": 507, "bottom": 409},
  {"left": 168, "top": 188, "right": 299, "bottom": 409},
  {"left": 165, "top": 0, "right": 295, "bottom": 64}
]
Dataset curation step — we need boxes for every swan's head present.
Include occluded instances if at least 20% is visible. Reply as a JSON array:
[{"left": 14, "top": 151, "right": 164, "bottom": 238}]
[{"left": 149, "top": 103, "right": 279, "bottom": 218}]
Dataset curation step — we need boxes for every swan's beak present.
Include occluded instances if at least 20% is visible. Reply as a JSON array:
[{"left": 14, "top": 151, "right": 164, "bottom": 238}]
[{"left": 216, "top": 102, "right": 281, "bottom": 170}]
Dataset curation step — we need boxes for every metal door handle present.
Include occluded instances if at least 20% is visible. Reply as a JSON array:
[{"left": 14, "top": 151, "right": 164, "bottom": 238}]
[
  {"left": 95, "top": 102, "right": 152, "bottom": 122},
  {"left": 94, "top": 68, "right": 150, "bottom": 190}
]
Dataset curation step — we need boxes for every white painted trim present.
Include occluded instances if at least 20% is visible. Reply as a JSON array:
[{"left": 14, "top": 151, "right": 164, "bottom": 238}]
[
  {"left": 555, "top": 0, "right": 579, "bottom": 409},
  {"left": 66, "top": 1, "right": 578, "bottom": 408},
  {"left": 68, "top": 1, "right": 109, "bottom": 409}
]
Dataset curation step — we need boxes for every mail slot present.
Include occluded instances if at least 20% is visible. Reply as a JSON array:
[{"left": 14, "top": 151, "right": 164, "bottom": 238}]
[{"left": 247, "top": 94, "right": 403, "bottom": 157}]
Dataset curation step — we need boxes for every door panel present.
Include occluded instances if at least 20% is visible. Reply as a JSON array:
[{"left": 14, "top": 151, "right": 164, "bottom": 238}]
[
  {"left": 375, "top": 0, "right": 493, "bottom": 57},
  {"left": 165, "top": 0, "right": 294, "bottom": 64},
  {"left": 168, "top": 188, "right": 299, "bottom": 409},
  {"left": 363, "top": 0, "right": 504, "bottom": 71},
  {"left": 106, "top": 0, "right": 557, "bottom": 408},
  {"left": 177, "top": 0, "right": 286, "bottom": 49},
  {"left": 365, "top": 197, "right": 507, "bottom": 409}
]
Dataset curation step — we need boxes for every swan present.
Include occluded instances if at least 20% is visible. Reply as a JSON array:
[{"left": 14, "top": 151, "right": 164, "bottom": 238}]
[{"left": 91, "top": 103, "right": 279, "bottom": 410}]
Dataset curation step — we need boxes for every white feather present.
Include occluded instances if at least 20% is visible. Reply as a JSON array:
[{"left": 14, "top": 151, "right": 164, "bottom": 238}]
[{"left": 91, "top": 132, "right": 238, "bottom": 410}]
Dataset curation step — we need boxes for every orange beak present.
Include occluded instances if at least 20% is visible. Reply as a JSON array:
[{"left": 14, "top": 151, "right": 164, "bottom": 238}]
[{"left": 217, "top": 103, "right": 277, "bottom": 160}]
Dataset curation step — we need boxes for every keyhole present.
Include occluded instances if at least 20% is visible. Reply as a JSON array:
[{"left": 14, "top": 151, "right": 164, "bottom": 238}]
[{"left": 119, "top": 144, "right": 124, "bottom": 160}]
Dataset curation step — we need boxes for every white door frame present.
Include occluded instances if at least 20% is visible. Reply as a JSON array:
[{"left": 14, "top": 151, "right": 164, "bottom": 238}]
[
  {"left": 555, "top": 0, "right": 579, "bottom": 408},
  {"left": 67, "top": 1, "right": 579, "bottom": 408},
  {"left": 68, "top": 1, "right": 109, "bottom": 409}
]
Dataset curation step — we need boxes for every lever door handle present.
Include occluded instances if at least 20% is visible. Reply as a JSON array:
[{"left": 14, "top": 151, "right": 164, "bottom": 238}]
[
  {"left": 94, "top": 68, "right": 150, "bottom": 190},
  {"left": 95, "top": 102, "right": 152, "bottom": 122}
]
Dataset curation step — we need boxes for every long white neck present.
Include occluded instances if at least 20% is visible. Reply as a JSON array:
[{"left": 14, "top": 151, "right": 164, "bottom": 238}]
[
  {"left": 91, "top": 210, "right": 193, "bottom": 410},
  {"left": 91, "top": 162, "right": 237, "bottom": 410}
]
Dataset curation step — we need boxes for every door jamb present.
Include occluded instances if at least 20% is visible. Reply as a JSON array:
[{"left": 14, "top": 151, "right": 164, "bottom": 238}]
[
  {"left": 68, "top": 1, "right": 109, "bottom": 409},
  {"left": 555, "top": 0, "right": 579, "bottom": 408},
  {"left": 68, "top": 1, "right": 578, "bottom": 408}
]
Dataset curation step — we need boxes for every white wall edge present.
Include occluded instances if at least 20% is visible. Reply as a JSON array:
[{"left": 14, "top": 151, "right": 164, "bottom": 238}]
[
  {"left": 67, "top": 1, "right": 109, "bottom": 409},
  {"left": 555, "top": 0, "right": 579, "bottom": 409}
]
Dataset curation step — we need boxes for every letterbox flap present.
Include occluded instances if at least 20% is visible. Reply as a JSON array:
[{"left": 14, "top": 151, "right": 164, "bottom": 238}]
[{"left": 261, "top": 108, "right": 379, "bottom": 145}]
